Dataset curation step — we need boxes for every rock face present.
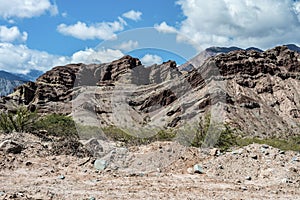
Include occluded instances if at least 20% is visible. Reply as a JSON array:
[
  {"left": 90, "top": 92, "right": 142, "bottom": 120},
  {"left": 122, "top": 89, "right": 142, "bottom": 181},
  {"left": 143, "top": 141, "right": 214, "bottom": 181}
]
[
  {"left": 179, "top": 44, "right": 299, "bottom": 72},
  {"left": 179, "top": 46, "right": 262, "bottom": 71},
  {"left": 211, "top": 46, "right": 300, "bottom": 137},
  {"left": 1, "top": 46, "right": 300, "bottom": 139}
]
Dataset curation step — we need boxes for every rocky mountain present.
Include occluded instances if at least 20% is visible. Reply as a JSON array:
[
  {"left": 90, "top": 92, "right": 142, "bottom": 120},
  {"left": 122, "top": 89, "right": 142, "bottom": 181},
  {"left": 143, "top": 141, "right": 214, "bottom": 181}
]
[
  {"left": 179, "top": 44, "right": 300, "bottom": 71},
  {"left": 179, "top": 46, "right": 263, "bottom": 71},
  {"left": 284, "top": 44, "right": 300, "bottom": 53},
  {"left": 0, "top": 71, "right": 28, "bottom": 96},
  {"left": 1, "top": 46, "right": 300, "bottom": 141},
  {"left": 15, "top": 69, "right": 44, "bottom": 81}
]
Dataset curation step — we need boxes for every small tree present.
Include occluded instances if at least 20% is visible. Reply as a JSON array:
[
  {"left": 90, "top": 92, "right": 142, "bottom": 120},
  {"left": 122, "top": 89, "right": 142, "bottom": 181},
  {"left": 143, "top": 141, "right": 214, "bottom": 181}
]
[
  {"left": 0, "top": 106, "right": 37, "bottom": 133},
  {"left": 191, "top": 114, "right": 211, "bottom": 147},
  {"left": 0, "top": 111, "right": 14, "bottom": 133}
]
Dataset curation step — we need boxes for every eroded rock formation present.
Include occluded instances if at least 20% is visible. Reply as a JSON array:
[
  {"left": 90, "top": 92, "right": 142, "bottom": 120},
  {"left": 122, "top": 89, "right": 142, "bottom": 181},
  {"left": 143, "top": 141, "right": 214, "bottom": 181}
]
[{"left": 1, "top": 46, "right": 300, "bottom": 138}]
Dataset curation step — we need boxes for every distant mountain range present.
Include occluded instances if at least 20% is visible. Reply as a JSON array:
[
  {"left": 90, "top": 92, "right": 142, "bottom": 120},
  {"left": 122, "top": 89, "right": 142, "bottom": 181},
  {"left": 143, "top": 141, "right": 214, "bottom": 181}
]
[
  {"left": 0, "top": 44, "right": 299, "bottom": 97},
  {"left": 15, "top": 69, "right": 44, "bottom": 82},
  {"left": 0, "top": 69, "right": 43, "bottom": 96},
  {"left": 1, "top": 45, "right": 300, "bottom": 140},
  {"left": 179, "top": 44, "right": 300, "bottom": 71},
  {"left": 0, "top": 71, "right": 27, "bottom": 96}
]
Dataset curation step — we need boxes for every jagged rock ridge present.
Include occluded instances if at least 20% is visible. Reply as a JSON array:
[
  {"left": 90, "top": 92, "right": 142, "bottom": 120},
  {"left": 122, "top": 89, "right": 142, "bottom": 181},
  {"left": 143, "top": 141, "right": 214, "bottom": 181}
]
[{"left": 1, "top": 46, "right": 300, "bottom": 139}]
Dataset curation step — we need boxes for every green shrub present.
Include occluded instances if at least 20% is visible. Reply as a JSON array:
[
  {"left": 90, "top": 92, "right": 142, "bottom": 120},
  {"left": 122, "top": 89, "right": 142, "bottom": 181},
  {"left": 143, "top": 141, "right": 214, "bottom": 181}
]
[
  {"left": 191, "top": 114, "right": 211, "bottom": 147},
  {"left": 154, "top": 129, "right": 177, "bottom": 141},
  {"left": 102, "top": 126, "right": 176, "bottom": 146},
  {"left": 76, "top": 124, "right": 106, "bottom": 140},
  {"left": 190, "top": 113, "right": 237, "bottom": 151},
  {"left": 0, "top": 111, "right": 13, "bottom": 133},
  {"left": 32, "top": 114, "right": 78, "bottom": 138},
  {"left": 0, "top": 106, "right": 37, "bottom": 133},
  {"left": 102, "top": 126, "right": 133, "bottom": 143},
  {"left": 214, "top": 124, "right": 237, "bottom": 151},
  {"left": 236, "top": 136, "right": 300, "bottom": 151}
]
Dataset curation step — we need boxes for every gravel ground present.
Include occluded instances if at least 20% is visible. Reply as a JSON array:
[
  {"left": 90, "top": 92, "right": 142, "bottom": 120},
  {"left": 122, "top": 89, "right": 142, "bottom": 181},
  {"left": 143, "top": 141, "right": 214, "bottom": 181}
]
[{"left": 0, "top": 133, "right": 299, "bottom": 199}]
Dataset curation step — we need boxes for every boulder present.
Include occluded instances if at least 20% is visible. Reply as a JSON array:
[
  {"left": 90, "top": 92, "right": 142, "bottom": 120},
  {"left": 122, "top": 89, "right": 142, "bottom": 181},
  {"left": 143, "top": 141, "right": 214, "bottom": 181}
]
[
  {"left": 0, "top": 140, "right": 23, "bottom": 154},
  {"left": 94, "top": 159, "right": 108, "bottom": 171}
]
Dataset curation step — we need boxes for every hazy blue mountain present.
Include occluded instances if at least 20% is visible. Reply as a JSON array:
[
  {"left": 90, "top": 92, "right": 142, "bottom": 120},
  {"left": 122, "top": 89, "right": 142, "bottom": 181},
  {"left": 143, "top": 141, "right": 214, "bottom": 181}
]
[
  {"left": 205, "top": 46, "right": 243, "bottom": 53},
  {"left": 0, "top": 70, "right": 28, "bottom": 96},
  {"left": 15, "top": 69, "right": 44, "bottom": 81},
  {"left": 246, "top": 47, "right": 263, "bottom": 52},
  {"left": 284, "top": 44, "right": 300, "bottom": 53}
]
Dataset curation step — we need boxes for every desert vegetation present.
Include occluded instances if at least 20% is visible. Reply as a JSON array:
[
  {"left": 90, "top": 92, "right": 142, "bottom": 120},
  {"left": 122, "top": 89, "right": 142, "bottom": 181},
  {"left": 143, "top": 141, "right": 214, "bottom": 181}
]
[{"left": 1, "top": 106, "right": 300, "bottom": 152}]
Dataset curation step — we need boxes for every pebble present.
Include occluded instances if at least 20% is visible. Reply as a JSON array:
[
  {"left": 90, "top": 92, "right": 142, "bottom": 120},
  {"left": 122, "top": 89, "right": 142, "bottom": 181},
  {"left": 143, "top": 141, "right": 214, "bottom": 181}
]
[
  {"left": 291, "top": 157, "right": 299, "bottom": 162},
  {"left": 210, "top": 148, "right": 220, "bottom": 156},
  {"left": 0, "top": 191, "right": 5, "bottom": 196},
  {"left": 245, "top": 176, "right": 252, "bottom": 180},
  {"left": 89, "top": 197, "right": 96, "bottom": 200},
  {"left": 279, "top": 150, "right": 285, "bottom": 155},
  {"left": 17, "top": 193, "right": 24, "bottom": 197},
  {"left": 58, "top": 175, "right": 65, "bottom": 180},
  {"left": 240, "top": 186, "right": 247, "bottom": 191},
  {"left": 250, "top": 154, "right": 258, "bottom": 160},
  {"left": 232, "top": 151, "right": 239, "bottom": 155},
  {"left": 232, "top": 150, "right": 242, "bottom": 155},
  {"left": 281, "top": 178, "right": 293, "bottom": 184},
  {"left": 193, "top": 164, "right": 204, "bottom": 174}
]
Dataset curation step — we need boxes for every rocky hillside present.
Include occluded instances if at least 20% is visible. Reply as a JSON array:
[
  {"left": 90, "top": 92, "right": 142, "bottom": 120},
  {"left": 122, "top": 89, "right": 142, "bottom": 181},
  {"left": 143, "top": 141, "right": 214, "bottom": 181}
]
[
  {"left": 1, "top": 46, "right": 300, "bottom": 140},
  {"left": 0, "top": 71, "right": 28, "bottom": 96},
  {"left": 179, "top": 46, "right": 263, "bottom": 71},
  {"left": 179, "top": 44, "right": 300, "bottom": 71}
]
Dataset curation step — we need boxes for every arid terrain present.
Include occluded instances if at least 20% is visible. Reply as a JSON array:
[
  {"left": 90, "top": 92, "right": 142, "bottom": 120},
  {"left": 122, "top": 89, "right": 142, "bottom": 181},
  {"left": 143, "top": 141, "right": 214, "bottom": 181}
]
[
  {"left": 0, "top": 132, "right": 299, "bottom": 199},
  {"left": 1, "top": 46, "right": 300, "bottom": 199}
]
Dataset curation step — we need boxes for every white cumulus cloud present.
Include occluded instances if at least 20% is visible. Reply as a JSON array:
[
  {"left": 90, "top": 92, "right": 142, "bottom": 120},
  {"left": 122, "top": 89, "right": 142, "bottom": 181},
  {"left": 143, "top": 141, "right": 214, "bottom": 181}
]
[
  {"left": 0, "top": 0, "right": 58, "bottom": 19},
  {"left": 0, "top": 43, "right": 68, "bottom": 74},
  {"left": 175, "top": 0, "right": 300, "bottom": 49},
  {"left": 116, "top": 40, "right": 139, "bottom": 51},
  {"left": 140, "top": 54, "right": 163, "bottom": 66},
  {"left": 57, "top": 17, "right": 127, "bottom": 40},
  {"left": 154, "top": 22, "right": 177, "bottom": 34},
  {"left": 0, "top": 26, "right": 27, "bottom": 42},
  {"left": 71, "top": 48, "right": 124, "bottom": 64},
  {"left": 0, "top": 42, "right": 125, "bottom": 74},
  {"left": 122, "top": 10, "right": 142, "bottom": 21}
]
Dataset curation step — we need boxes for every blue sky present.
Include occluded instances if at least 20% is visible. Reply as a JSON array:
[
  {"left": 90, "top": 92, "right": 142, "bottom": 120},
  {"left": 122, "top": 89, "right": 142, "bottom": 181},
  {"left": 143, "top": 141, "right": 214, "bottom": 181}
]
[{"left": 0, "top": 0, "right": 300, "bottom": 74}]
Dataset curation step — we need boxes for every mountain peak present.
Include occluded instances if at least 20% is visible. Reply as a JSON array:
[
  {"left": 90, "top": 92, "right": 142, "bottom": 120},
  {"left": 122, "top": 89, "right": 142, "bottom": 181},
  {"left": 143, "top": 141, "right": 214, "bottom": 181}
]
[{"left": 110, "top": 55, "right": 142, "bottom": 69}]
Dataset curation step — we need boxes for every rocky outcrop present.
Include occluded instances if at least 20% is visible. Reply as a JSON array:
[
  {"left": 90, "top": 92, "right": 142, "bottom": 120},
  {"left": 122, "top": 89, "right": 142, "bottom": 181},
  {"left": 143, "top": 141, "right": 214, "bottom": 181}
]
[
  {"left": 179, "top": 44, "right": 299, "bottom": 72},
  {"left": 1, "top": 46, "right": 300, "bottom": 139},
  {"left": 179, "top": 46, "right": 263, "bottom": 71}
]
